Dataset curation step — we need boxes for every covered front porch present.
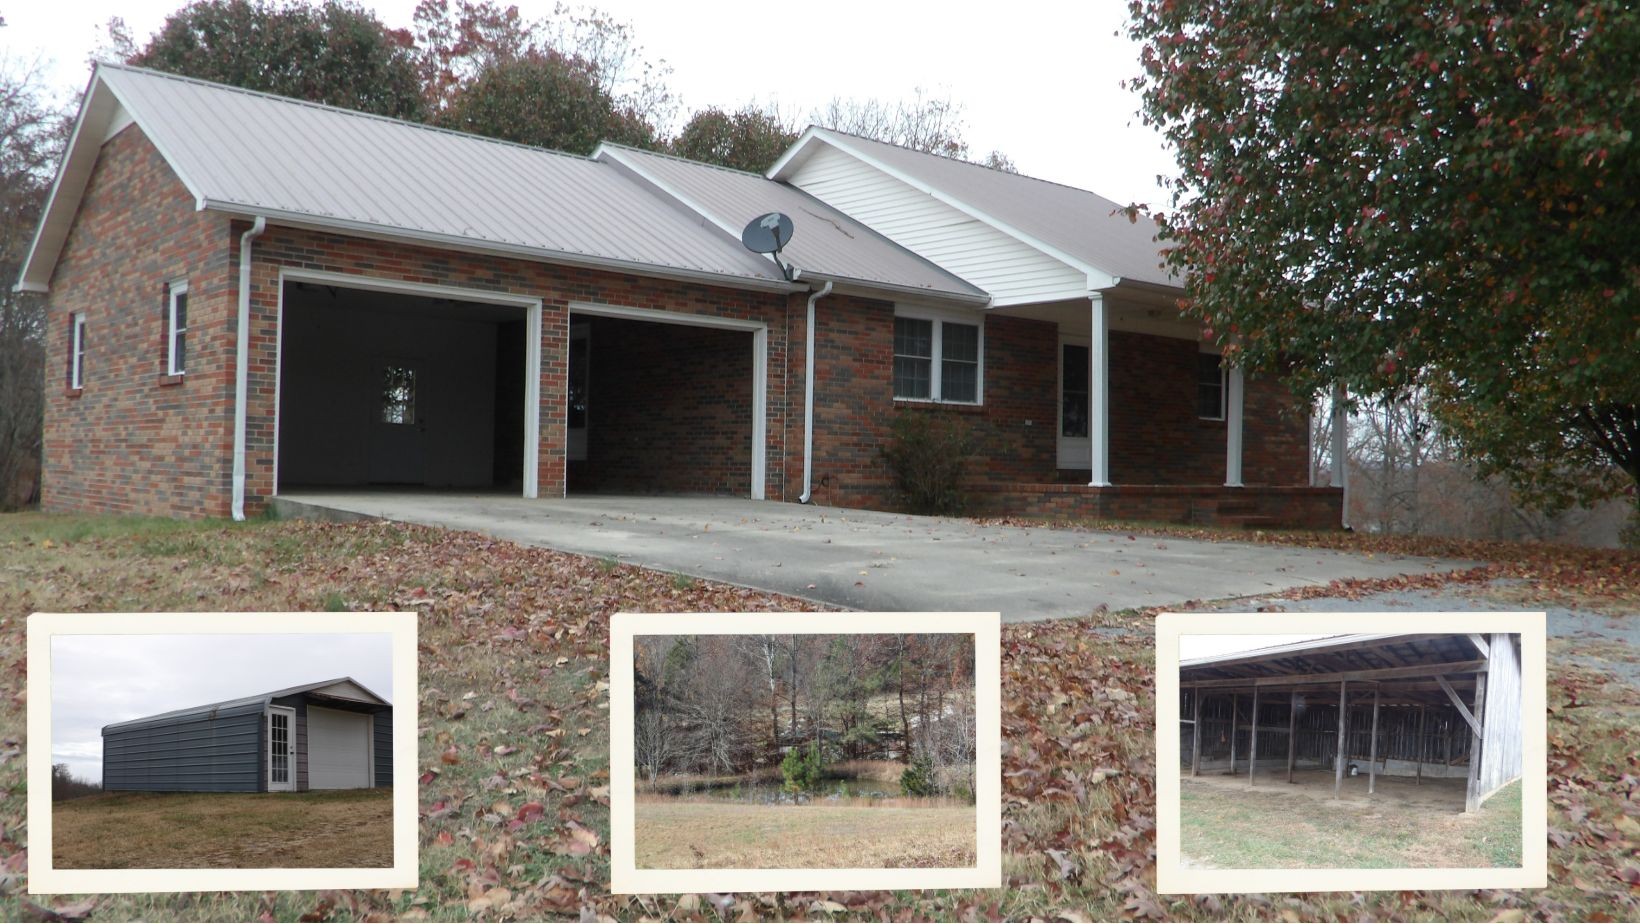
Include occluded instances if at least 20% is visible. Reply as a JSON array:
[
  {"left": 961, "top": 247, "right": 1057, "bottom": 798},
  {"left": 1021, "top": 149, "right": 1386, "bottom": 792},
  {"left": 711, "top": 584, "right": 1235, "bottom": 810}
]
[{"left": 979, "top": 283, "right": 1343, "bottom": 529}]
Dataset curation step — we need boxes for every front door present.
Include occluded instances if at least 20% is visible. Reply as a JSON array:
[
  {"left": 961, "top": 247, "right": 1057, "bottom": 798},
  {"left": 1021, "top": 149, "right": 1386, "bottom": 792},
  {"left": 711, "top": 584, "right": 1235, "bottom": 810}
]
[
  {"left": 268, "top": 706, "right": 296, "bottom": 792},
  {"left": 368, "top": 359, "right": 428, "bottom": 484},
  {"left": 1058, "top": 338, "right": 1091, "bottom": 469}
]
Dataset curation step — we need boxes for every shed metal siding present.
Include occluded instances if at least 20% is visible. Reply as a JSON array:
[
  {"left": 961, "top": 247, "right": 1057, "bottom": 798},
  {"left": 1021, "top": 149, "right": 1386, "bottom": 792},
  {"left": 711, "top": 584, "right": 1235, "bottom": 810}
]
[
  {"left": 102, "top": 701, "right": 263, "bottom": 792},
  {"left": 1477, "top": 632, "right": 1524, "bottom": 801},
  {"left": 374, "top": 711, "right": 393, "bottom": 787},
  {"left": 788, "top": 144, "right": 1087, "bottom": 305}
]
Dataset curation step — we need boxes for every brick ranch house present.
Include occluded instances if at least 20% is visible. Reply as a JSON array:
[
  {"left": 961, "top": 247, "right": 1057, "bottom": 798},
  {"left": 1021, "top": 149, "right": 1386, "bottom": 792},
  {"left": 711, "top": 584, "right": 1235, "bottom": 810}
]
[{"left": 18, "top": 64, "right": 1343, "bottom": 528}]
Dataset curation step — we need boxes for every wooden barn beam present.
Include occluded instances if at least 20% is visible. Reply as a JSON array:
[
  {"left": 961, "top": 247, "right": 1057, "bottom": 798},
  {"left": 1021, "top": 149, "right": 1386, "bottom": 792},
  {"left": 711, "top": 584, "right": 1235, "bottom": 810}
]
[
  {"left": 1467, "top": 634, "right": 1490, "bottom": 658},
  {"left": 1286, "top": 689, "right": 1297, "bottom": 784},
  {"left": 1436, "top": 674, "right": 1484, "bottom": 737},
  {"left": 1183, "top": 658, "right": 1488, "bottom": 690},
  {"left": 1190, "top": 688, "right": 1202, "bottom": 777}
]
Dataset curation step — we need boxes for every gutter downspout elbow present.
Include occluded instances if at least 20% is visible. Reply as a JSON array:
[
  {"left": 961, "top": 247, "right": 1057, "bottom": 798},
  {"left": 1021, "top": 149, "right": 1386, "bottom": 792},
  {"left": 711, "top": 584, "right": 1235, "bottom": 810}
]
[
  {"left": 231, "top": 216, "right": 267, "bottom": 521},
  {"left": 798, "top": 280, "right": 833, "bottom": 504}
]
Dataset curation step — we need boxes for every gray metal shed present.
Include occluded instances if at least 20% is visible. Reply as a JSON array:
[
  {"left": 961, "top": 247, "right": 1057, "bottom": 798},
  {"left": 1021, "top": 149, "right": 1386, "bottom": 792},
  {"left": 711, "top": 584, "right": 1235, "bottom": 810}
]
[{"left": 101, "top": 677, "right": 392, "bottom": 793}]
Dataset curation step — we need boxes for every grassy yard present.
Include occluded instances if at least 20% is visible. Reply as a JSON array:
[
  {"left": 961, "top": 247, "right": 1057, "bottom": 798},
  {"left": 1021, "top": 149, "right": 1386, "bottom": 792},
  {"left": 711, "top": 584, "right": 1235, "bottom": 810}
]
[
  {"left": 1, "top": 511, "right": 1637, "bottom": 922},
  {"left": 634, "top": 801, "right": 975, "bottom": 869},
  {"left": 53, "top": 789, "right": 392, "bottom": 869},
  {"left": 1180, "top": 779, "right": 1523, "bottom": 869}
]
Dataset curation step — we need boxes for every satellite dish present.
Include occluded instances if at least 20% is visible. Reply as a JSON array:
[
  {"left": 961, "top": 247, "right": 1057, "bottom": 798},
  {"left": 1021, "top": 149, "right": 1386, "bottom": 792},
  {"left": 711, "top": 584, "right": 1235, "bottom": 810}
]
[{"left": 741, "top": 212, "right": 796, "bottom": 280}]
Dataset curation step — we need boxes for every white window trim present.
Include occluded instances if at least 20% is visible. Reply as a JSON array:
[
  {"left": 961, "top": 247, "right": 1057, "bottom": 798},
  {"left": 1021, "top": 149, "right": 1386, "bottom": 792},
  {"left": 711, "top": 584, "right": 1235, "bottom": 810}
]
[
  {"left": 893, "top": 305, "right": 985, "bottom": 406},
  {"left": 166, "top": 279, "right": 188, "bottom": 376},
  {"left": 70, "top": 314, "right": 85, "bottom": 389},
  {"left": 1197, "top": 351, "right": 1227, "bottom": 421}
]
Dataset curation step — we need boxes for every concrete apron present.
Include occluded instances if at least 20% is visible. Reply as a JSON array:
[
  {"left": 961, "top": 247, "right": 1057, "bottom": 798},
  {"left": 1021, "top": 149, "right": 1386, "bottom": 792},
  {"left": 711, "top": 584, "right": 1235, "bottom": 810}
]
[{"left": 273, "top": 492, "right": 1468, "bottom": 623}]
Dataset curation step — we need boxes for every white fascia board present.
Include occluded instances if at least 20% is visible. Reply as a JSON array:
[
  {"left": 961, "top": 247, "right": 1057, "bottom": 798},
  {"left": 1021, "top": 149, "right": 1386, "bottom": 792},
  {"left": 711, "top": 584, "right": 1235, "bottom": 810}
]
[
  {"left": 764, "top": 125, "right": 828, "bottom": 180},
  {"left": 806, "top": 271, "right": 990, "bottom": 308},
  {"left": 794, "top": 130, "right": 1111, "bottom": 283},
  {"left": 203, "top": 202, "right": 806, "bottom": 295}
]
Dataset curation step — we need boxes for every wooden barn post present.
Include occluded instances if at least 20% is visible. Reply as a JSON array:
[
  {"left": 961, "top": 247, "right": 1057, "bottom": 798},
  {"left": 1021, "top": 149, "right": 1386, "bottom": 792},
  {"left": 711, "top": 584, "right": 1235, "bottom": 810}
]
[
  {"left": 1286, "top": 689, "right": 1298, "bottom": 784},
  {"left": 1248, "top": 685, "right": 1260, "bottom": 785},
  {"left": 1368, "top": 687, "right": 1381, "bottom": 795},
  {"left": 1228, "top": 692, "right": 1238, "bottom": 775},
  {"left": 1190, "top": 688, "right": 1202, "bottom": 777},
  {"left": 1334, "top": 680, "right": 1348, "bottom": 798},
  {"left": 1416, "top": 706, "right": 1425, "bottom": 785},
  {"left": 1465, "top": 671, "right": 1489, "bottom": 813}
]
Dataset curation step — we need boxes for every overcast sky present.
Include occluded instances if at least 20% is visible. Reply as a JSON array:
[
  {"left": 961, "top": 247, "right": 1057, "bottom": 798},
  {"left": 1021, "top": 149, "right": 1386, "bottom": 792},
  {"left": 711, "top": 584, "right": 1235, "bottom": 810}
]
[
  {"left": 0, "top": 0, "right": 1177, "bottom": 208},
  {"left": 50, "top": 633, "right": 392, "bottom": 785},
  {"left": 1178, "top": 633, "right": 1340, "bottom": 662}
]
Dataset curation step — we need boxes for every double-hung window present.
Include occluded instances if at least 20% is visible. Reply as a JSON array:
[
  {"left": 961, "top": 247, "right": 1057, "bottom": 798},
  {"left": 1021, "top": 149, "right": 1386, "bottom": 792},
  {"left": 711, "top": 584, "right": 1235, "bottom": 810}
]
[
  {"left": 69, "top": 314, "right": 86, "bottom": 390},
  {"left": 893, "top": 312, "right": 982, "bottom": 404},
  {"left": 1196, "top": 351, "right": 1226, "bottom": 420},
  {"left": 166, "top": 281, "right": 188, "bottom": 376}
]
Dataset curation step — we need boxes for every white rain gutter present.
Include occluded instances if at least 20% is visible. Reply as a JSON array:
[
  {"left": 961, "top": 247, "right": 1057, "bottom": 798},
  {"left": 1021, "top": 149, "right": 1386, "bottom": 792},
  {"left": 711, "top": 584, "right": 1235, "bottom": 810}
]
[
  {"left": 230, "top": 216, "right": 267, "bottom": 521},
  {"left": 798, "top": 280, "right": 833, "bottom": 504}
]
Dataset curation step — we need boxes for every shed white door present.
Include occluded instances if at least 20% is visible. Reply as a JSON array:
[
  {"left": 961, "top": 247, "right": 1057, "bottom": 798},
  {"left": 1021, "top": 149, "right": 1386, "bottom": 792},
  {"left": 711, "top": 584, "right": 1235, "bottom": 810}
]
[{"left": 307, "top": 706, "right": 373, "bottom": 789}]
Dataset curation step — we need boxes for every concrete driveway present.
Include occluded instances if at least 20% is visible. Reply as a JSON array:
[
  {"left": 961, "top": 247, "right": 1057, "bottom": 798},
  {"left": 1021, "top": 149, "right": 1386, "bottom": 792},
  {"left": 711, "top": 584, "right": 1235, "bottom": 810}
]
[{"left": 277, "top": 492, "right": 1465, "bottom": 622}]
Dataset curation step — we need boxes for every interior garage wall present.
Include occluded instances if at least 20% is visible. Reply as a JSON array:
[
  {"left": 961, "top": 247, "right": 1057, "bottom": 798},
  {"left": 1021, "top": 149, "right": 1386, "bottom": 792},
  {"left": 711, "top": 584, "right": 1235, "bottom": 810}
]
[
  {"left": 279, "top": 292, "right": 500, "bottom": 487},
  {"left": 572, "top": 316, "right": 752, "bottom": 495}
]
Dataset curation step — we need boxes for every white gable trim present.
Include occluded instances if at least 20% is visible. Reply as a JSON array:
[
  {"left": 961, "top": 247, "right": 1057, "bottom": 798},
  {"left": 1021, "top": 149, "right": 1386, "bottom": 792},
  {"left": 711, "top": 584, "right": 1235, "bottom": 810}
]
[{"left": 771, "top": 129, "right": 1116, "bottom": 289}]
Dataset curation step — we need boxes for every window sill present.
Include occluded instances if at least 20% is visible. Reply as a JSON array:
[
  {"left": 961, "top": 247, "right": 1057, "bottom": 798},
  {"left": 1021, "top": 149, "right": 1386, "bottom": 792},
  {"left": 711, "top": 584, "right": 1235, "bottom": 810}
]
[
  {"left": 894, "top": 398, "right": 985, "bottom": 413},
  {"left": 159, "top": 373, "right": 185, "bottom": 387},
  {"left": 64, "top": 387, "right": 83, "bottom": 398}
]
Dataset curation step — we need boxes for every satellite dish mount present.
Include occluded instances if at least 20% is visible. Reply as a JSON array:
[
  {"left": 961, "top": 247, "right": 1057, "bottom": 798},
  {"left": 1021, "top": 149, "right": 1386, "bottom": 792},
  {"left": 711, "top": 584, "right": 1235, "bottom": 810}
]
[{"left": 741, "top": 211, "right": 795, "bottom": 281}]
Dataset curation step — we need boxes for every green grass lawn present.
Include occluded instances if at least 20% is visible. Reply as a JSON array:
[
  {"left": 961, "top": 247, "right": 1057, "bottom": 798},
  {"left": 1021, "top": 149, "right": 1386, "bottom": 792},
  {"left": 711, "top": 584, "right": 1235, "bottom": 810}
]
[
  {"left": 1, "top": 511, "right": 1636, "bottom": 922},
  {"left": 1181, "top": 779, "right": 1523, "bottom": 869}
]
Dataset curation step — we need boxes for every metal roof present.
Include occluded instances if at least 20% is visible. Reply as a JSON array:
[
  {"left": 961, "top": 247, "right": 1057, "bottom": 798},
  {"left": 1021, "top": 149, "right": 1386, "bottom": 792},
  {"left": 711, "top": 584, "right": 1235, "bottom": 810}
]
[
  {"left": 20, "top": 63, "right": 795, "bottom": 293},
  {"left": 1180, "top": 633, "right": 1489, "bottom": 677},
  {"left": 594, "top": 144, "right": 987, "bottom": 303},
  {"left": 770, "top": 127, "right": 1179, "bottom": 289},
  {"left": 101, "top": 676, "right": 390, "bottom": 734}
]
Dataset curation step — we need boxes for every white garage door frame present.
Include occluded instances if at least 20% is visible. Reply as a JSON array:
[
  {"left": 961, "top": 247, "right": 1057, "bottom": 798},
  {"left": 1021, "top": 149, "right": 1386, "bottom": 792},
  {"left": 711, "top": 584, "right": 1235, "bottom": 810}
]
[
  {"left": 306, "top": 705, "right": 375, "bottom": 790},
  {"left": 273, "top": 267, "right": 545, "bottom": 499},
  {"left": 566, "top": 301, "right": 768, "bottom": 500}
]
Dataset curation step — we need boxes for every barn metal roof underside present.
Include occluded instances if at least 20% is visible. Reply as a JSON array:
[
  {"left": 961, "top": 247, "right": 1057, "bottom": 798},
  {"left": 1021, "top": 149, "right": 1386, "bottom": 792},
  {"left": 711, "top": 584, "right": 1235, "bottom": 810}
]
[
  {"left": 1180, "top": 633, "right": 1494, "bottom": 708},
  {"left": 102, "top": 675, "right": 389, "bottom": 734}
]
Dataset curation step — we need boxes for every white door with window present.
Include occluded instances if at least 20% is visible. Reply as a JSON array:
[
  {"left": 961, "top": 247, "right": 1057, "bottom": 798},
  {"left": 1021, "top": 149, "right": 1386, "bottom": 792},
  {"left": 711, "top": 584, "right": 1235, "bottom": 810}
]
[
  {"left": 307, "top": 706, "right": 373, "bottom": 789},
  {"left": 267, "top": 706, "right": 296, "bottom": 792},
  {"left": 1058, "top": 337, "right": 1091, "bottom": 470},
  {"left": 368, "top": 359, "right": 428, "bottom": 484}
]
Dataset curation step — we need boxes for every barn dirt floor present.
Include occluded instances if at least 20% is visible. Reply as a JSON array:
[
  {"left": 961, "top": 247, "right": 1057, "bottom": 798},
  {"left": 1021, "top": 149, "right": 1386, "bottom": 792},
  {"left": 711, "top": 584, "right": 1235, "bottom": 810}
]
[
  {"left": 1180, "top": 771, "right": 1521, "bottom": 869},
  {"left": 52, "top": 789, "right": 393, "bottom": 869}
]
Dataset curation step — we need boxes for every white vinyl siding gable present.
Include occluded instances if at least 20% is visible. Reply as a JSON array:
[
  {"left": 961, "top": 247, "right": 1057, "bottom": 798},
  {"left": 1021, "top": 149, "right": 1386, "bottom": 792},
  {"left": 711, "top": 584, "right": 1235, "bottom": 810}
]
[{"left": 787, "top": 144, "right": 1087, "bottom": 305}]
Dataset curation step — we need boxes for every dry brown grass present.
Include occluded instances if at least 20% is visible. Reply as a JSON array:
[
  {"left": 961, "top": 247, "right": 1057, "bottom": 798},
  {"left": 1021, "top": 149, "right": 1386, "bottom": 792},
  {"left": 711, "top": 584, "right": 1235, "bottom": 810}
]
[
  {"left": 52, "top": 789, "right": 393, "bottom": 869},
  {"left": 634, "top": 800, "right": 975, "bottom": 869}
]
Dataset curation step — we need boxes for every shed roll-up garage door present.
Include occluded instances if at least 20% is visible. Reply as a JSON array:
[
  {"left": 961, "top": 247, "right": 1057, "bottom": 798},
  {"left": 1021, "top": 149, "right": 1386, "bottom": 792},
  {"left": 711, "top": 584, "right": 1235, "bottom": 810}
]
[{"left": 307, "top": 706, "right": 373, "bottom": 789}]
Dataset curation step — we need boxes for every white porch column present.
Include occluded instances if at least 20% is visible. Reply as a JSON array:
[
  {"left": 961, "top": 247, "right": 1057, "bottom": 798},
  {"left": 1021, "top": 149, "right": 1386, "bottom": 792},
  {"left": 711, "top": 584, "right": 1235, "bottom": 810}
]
[
  {"left": 1224, "top": 365, "right": 1244, "bottom": 487},
  {"left": 1330, "top": 382, "right": 1350, "bottom": 528},
  {"left": 1088, "top": 293, "right": 1111, "bottom": 487}
]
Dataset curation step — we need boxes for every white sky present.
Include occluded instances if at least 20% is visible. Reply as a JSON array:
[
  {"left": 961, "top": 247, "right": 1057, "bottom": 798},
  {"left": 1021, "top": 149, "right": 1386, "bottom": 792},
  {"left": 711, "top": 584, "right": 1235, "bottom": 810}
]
[
  {"left": 50, "top": 633, "right": 392, "bottom": 785},
  {"left": 1178, "top": 633, "right": 1340, "bottom": 661},
  {"left": 0, "top": 0, "right": 1177, "bottom": 207}
]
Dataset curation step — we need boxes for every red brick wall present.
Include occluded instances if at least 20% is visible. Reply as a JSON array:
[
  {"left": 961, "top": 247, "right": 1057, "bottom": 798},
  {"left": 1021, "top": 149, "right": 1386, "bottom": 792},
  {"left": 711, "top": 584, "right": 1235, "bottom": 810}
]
[
  {"left": 571, "top": 316, "right": 753, "bottom": 494},
  {"left": 1243, "top": 374, "right": 1311, "bottom": 485},
  {"left": 41, "top": 126, "right": 235, "bottom": 517}
]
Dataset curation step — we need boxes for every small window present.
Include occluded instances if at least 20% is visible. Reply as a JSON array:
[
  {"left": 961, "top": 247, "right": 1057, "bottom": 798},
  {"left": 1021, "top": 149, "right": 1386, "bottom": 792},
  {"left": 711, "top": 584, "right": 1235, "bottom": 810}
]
[
  {"left": 69, "top": 314, "right": 86, "bottom": 389},
  {"left": 893, "top": 313, "right": 982, "bottom": 404},
  {"left": 1197, "top": 352, "right": 1225, "bottom": 420},
  {"left": 1061, "top": 343, "right": 1089, "bottom": 438},
  {"left": 380, "top": 365, "right": 417, "bottom": 424},
  {"left": 166, "top": 282, "right": 188, "bottom": 376}
]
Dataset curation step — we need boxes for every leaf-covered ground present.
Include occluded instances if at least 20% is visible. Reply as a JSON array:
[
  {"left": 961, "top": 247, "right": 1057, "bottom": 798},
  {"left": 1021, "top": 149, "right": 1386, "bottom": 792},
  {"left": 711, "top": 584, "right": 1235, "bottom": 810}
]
[{"left": 0, "top": 512, "right": 1637, "bottom": 922}]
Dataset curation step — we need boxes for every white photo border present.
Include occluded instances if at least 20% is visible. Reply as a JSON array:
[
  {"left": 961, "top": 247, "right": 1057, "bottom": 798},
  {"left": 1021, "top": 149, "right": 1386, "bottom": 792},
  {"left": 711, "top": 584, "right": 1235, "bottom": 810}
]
[
  {"left": 609, "top": 611, "right": 1003, "bottom": 894},
  {"left": 1155, "top": 610, "right": 1548, "bottom": 894},
  {"left": 27, "top": 611, "right": 420, "bottom": 894}
]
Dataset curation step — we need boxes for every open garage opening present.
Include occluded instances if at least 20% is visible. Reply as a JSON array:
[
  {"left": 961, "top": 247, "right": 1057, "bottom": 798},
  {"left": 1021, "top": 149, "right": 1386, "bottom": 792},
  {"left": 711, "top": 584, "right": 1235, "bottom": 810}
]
[
  {"left": 276, "top": 279, "right": 537, "bottom": 496},
  {"left": 566, "top": 309, "right": 765, "bottom": 499}
]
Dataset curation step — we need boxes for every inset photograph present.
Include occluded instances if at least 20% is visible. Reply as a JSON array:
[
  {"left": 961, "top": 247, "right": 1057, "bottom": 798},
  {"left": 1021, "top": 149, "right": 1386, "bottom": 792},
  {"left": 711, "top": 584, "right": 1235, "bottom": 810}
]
[
  {"left": 610, "top": 612, "right": 1002, "bottom": 894},
  {"left": 27, "top": 611, "right": 418, "bottom": 894},
  {"left": 1156, "top": 612, "right": 1547, "bottom": 894}
]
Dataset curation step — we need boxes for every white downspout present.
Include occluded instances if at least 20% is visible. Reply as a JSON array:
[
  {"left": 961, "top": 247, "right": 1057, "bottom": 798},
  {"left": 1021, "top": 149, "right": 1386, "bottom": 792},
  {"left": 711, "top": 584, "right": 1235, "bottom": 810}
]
[
  {"left": 798, "top": 280, "right": 833, "bottom": 504},
  {"left": 231, "top": 216, "right": 267, "bottom": 521}
]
